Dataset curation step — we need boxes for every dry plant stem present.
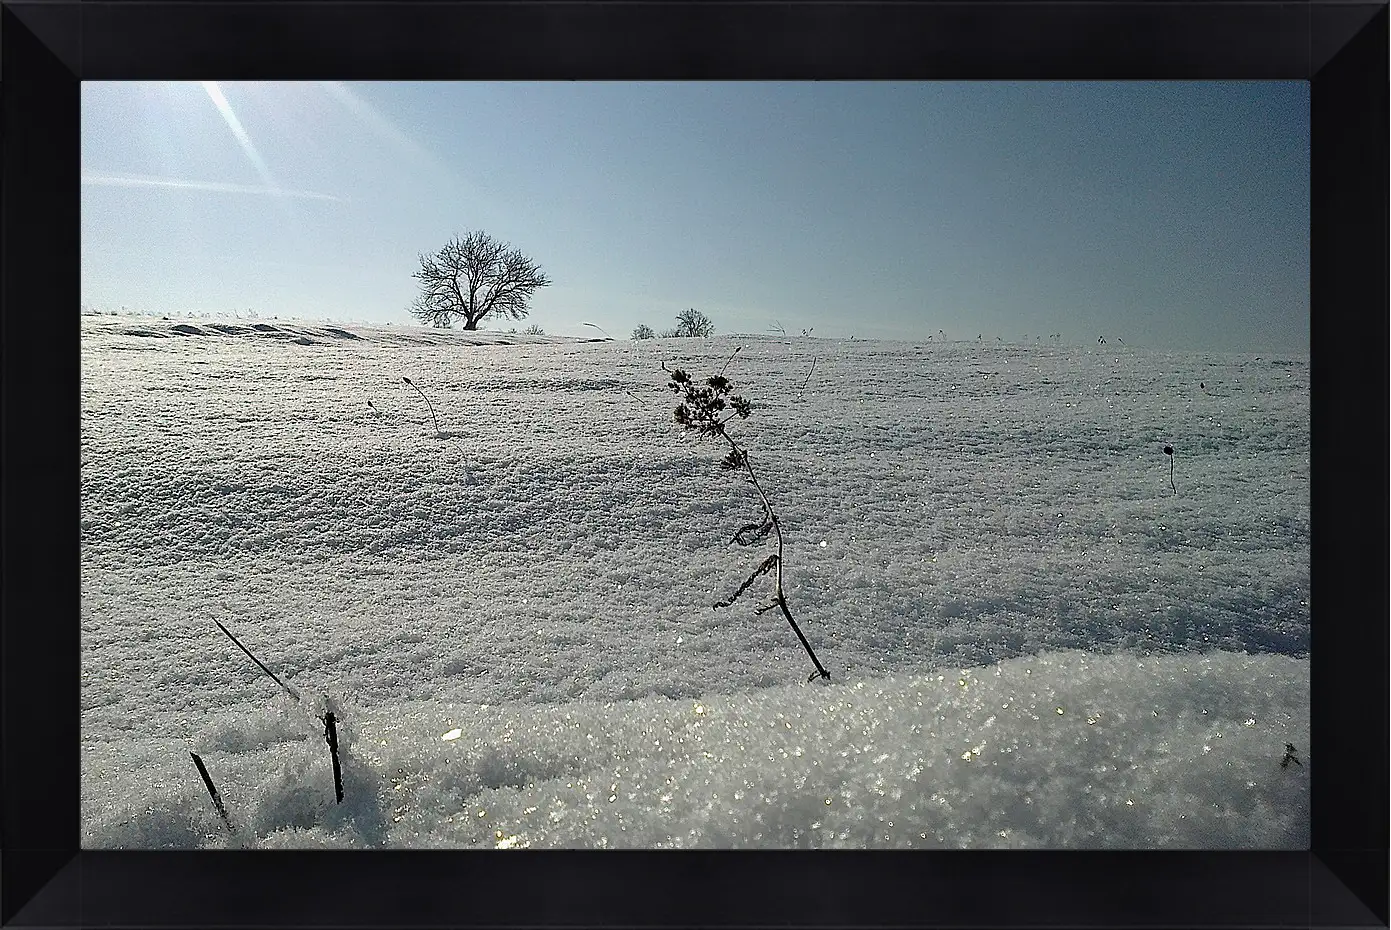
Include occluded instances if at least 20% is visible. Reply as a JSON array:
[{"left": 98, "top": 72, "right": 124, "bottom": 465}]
[
  {"left": 719, "top": 346, "right": 741, "bottom": 376},
  {"left": 403, "top": 378, "right": 440, "bottom": 434},
  {"left": 712, "top": 425, "right": 830, "bottom": 681},
  {"left": 321, "top": 708, "right": 345, "bottom": 803},
  {"left": 214, "top": 619, "right": 301, "bottom": 702},
  {"left": 190, "top": 752, "right": 236, "bottom": 834}
]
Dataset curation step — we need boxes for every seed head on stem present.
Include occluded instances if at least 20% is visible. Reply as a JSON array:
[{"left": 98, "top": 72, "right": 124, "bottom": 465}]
[{"left": 402, "top": 377, "right": 441, "bottom": 436}]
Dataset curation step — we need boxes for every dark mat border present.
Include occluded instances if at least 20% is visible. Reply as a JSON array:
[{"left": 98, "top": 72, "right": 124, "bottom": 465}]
[{"left": 3, "top": 2, "right": 1386, "bottom": 927}]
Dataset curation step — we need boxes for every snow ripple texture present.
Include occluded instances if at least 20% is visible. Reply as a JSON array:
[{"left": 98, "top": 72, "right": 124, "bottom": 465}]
[{"left": 80, "top": 316, "right": 1309, "bottom": 848}]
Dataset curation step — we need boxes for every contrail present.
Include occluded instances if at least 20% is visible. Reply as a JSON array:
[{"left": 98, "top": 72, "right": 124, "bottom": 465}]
[{"left": 82, "top": 173, "right": 343, "bottom": 202}]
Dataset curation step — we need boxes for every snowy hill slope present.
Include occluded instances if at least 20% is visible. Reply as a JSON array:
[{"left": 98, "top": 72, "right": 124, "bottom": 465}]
[{"left": 80, "top": 316, "right": 1309, "bottom": 848}]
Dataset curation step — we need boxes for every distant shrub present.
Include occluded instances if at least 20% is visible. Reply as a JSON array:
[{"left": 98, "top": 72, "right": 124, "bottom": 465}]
[
  {"left": 664, "top": 363, "right": 830, "bottom": 682},
  {"left": 522, "top": 324, "right": 546, "bottom": 335},
  {"left": 632, "top": 323, "right": 655, "bottom": 340}
]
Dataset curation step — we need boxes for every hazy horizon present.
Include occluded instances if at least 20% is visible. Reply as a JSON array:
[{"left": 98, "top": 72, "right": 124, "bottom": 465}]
[{"left": 82, "top": 81, "right": 1309, "bottom": 353}]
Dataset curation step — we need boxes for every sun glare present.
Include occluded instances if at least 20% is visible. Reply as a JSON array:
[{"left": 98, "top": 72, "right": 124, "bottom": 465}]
[{"left": 200, "top": 81, "right": 282, "bottom": 194}]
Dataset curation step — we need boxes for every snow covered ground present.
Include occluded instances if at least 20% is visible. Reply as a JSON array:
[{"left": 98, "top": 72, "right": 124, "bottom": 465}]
[{"left": 80, "top": 315, "right": 1310, "bottom": 849}]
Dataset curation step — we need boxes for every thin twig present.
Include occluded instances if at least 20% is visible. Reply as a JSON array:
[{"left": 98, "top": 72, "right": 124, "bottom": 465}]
[
  {"left": 213, "top": 619, "right": 301, "bottom": 702},
  {"left": 719, "top": 346, "right": 741, "bottom": 377},
  {"left": 402, "top": 377, "right": 440, "bottom": 434},
  {"left": 799, "top": 357, "right": 818, "bottom": 392},
  {"left": 714, "top": 553, "right": 779, "bottom": 608}
]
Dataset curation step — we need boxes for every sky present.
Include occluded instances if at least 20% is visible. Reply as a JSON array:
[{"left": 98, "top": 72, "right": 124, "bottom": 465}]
[{"left": 81, "top": 82, "right": 1309, "bottom": 352}]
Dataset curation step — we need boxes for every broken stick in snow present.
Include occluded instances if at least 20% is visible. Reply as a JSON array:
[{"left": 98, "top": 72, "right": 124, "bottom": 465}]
[
  {"left": 321, "top": 706, "right": 344, "bottom": 803},
  {"left": 190, "top": 752, "right": 235, "bottom": 834}
]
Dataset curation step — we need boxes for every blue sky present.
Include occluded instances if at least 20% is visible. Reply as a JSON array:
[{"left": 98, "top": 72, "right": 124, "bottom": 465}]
[{"left": 82, "top": 82, "right": 1308, "bottom": 351}]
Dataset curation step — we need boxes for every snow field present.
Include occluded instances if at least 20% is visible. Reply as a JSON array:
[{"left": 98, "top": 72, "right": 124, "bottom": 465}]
[{"left": 80, "top": 317, "right": 1309, "bottom": 848}]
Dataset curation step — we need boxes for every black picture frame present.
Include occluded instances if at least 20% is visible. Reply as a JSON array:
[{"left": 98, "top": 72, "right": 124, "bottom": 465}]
[{"left": 3, "top": 2, "right": 1385, "bottom": 927}]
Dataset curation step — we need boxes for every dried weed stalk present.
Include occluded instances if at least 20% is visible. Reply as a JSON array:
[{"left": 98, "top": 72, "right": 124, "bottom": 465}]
[{"left": 665, "top": 364, "right": 830, "bottom": 681}]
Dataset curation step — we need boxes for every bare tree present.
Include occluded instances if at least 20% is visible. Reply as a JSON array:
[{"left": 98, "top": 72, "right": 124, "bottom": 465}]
[
  {"left": 409, "top": 231, "right": 551, "bottom": 331},
  {"left": 674, "top": 307, "right": 715, "bottom": 337}
]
